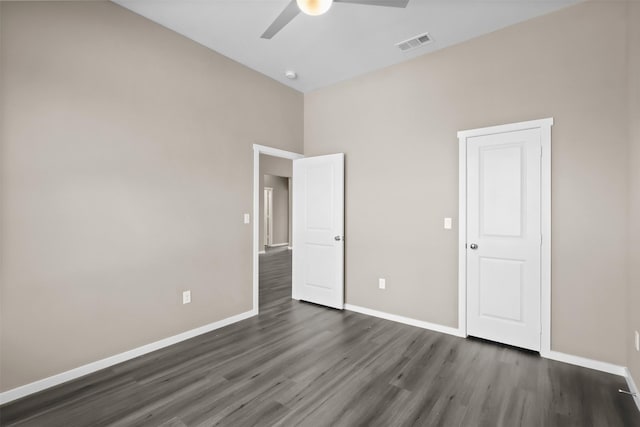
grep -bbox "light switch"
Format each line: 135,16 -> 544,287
244,213 -> 250,224
444,217 -> 452,230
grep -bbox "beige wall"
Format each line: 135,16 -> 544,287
627,1 -> 640,386
1,0 -> 637,396
305,2 -> 630,365
0,1 -> 303,392
259,154 -> 293,250
264,175 -> 290,246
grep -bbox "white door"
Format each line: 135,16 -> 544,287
466,128 -> 541,351
292,153 -> 344,309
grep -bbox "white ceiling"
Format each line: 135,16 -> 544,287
114,0 -> 578,93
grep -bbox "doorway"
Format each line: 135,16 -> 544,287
458,118 -> 552,353
261,175 -> 292,252
252,145 -> 346,313
252,145 -> 303,313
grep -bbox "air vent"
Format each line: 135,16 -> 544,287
396,32 -> 432,52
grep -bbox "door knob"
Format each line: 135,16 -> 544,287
469,243 -> 478,250
334,236 -> 342,241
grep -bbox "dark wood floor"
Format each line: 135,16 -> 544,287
2,247 -> 639,426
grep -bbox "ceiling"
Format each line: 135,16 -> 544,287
114,0 -> 579,93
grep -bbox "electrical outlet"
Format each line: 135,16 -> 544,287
444,217 -> 452,230
378,278 -> 386,290
182,290 -> 191,305
635,331 -> 639,352
243,213 -> 250,224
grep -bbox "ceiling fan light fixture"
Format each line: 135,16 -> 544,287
296,0 -> 333,16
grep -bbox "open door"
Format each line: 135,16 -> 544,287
292,153 -> 344,309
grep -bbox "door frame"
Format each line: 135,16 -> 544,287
457,118 -> 553,354
253,144 -> 304,313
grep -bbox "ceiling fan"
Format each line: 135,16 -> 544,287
261,0 -> 410,39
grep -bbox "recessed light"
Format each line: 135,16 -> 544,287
285,70 -> 297,80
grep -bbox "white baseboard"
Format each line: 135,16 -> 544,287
258,250 -> 266,254
287,246 -> 293,250
267,243 -> 289,248
540,350 -> 626,377
0,309 -> 257,405
344,304 -> 629,379
2,303 -> 632,408
625,368 -> 640,413
344,304 -> 465,338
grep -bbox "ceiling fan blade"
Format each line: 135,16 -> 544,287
261,0 -> 301,39
334,0 -> 409,7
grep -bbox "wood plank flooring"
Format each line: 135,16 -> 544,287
1,247 -> 639,426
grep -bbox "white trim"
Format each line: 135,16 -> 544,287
287,246 -> 293,250
253,144 -> 304,160
0,309 -> 256,405
267,243 -> 289,248
458,131 -> 467,335
344,304 -> 628,379
540,350 -> 626,377
457,118 -> 554,139
253,144 -> 303,313
624,368 -> 640,412
540,120 -> 552,354
457,118 -> 553,350
345,304 -> 465,337
258,250 -> 266,254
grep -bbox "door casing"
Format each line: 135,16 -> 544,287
458,118 -> 552,354
253,144 -> 304,314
